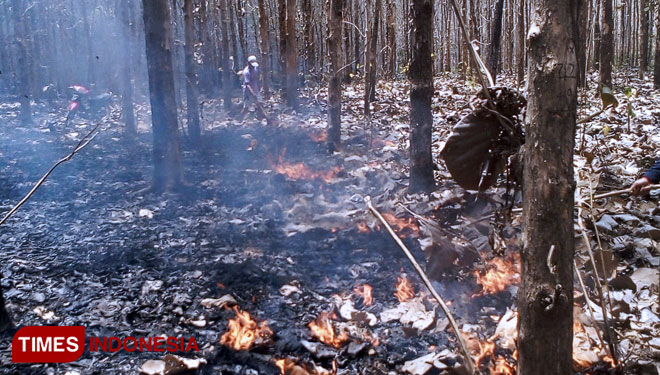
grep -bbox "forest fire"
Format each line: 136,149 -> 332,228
353,284 -> 373,306
356,221 -> 371,234
473,254 -> 520,295
270,150 -> 342,183
220,307 -> 273,351
308,312 -> 348,348
394,276 -> 415,302
379,212 -> 419,237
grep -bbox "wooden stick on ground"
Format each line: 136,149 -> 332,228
592,185 -> 660,200
0,122 -> 102,226
365,196 -> 476,375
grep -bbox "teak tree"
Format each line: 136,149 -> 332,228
183,0 -> 201,142
142,0 -> 184,190
408,0 -> 435,194
520,0 -> 578,374
599,0 -> 614,91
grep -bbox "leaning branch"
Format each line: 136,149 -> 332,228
0,123 -> 102,227
365,196 -> 476,375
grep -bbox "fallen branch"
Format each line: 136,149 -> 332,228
365,196 -> 476,375
0,122 -> 102,226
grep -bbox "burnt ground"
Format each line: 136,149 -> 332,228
1,74 -> 656,374
0,96 -> 497,375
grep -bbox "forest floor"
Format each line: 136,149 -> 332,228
0,72 -> 658,375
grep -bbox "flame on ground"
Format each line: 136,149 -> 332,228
308,130 -> 328,143
473,254 -> 520,295
271,154 -> 341,183
356,221 -> 371,234
354,284 -> 374,306
394,276 -> 415,302
379,212 -> 419,237
220,307 -> 272,351
308,312 -> 349,348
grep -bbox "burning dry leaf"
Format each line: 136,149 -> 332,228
220,307 -> 273,350
353,284 -> 373,306
473,254 -> 520,295
308,312 -> 349,348
395,276 -> 415,302
200,294 -> 237,309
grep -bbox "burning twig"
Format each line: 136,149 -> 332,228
365,196 -> 476,375
220,307 -> 273,351
0,122 -> 102,226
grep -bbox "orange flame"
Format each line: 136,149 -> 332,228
220,307 -> 272,350
308,312 -> 348,348
491,356 -> 515,375
354,284 -> 374,306
357,221 -> 371,234
380,213 -> 419,237
269,150 -> 342,183
394,276 -> 415,302
309,130 -> 328,143
473,254 -> 520,295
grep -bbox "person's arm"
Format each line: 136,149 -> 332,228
631,158 -> 660,195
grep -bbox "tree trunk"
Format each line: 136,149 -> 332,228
364,0 -> 381,116
142,0 -> 184,190
257,0 -> 271,98
14,0 -> 32,126
184,0 -> 201,141
302,0 -> 314,75
409,0 -> 434,194
386,0 -> 396,77
640,0 -> 649,78
0,272 -> 12,332
235,0 -> 247,62
516,0 -> 526,85
121,1 -> 136,136
488,0 -> 505,82
219,0 -> 233,109
599,0 -> 613,91
577,0 -> 588,87
520,0 -> 577,374
278,0 -> 287,88
593,0 -> 601,70
285,0 -> 299,109
654,4 -> 660,88
328,0 -> 343,152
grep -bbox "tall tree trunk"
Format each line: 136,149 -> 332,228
593,0 -> 601,70
386,0 -> 396,77
236,0 -> 247,62
364,0 -> 381,116
219,0 -> 233,109
184,0 -> 201,141
599,0 -> 613,91
121,1 -> 136,137
654,4 -> 660,88
488,0 -> 505,82
14,0 -> 32,126
641,0 -> 649,78
142,0 -> 184,190
328,0 -> 343,152
577,0 -> 588,87
520,0 -> 577,374
285,0 -> 299,109
257,0 -> 271,98
516,0 -> 526,85
302,0 -> 314,75
228,0 -> 240,70
409,0 -> 434,194
278,0 -> 287,88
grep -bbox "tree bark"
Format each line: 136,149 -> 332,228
285,0 -> 299,109
184,0 -> 201,141
257,0 -> 271,98
14,0 -> 32,126
328,0 -> 343,153
520,0 -> 577,374
409,0 -> 434,194
593,0 -> 601,70
278,0 -> 287,87
599,0 -> 613,91
386,0 -> 396,77
577,0 -> 588,87
654,4 -> 660,88
142,0 -> 184,190
302,0 -> 314,74
0,272 -> 12,332
640,0 -> 649,78
219,0 -> 233,109
488,0 -> 505,82
516,0 -> 526,85
120,1 -> 136,137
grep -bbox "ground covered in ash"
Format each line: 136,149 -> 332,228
0,73 -> 658,374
